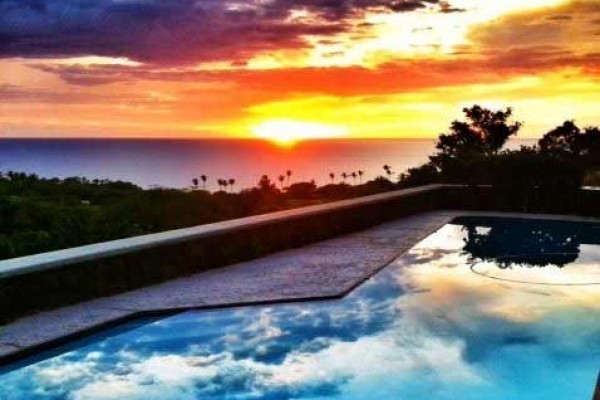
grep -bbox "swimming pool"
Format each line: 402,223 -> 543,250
1,216 -> 599,399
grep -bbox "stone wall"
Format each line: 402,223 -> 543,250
0,185 -> 442,322
2,184 -> 598,323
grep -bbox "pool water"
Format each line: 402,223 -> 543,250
1,216 -> 599,399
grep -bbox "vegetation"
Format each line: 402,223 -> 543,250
0,105 -> 597,260
399,105 -> 599,195
0,171 -> 397,260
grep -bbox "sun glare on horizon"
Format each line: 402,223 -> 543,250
251,120 -> 348,146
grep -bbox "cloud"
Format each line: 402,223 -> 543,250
438,1 -> 465,13
0,0 -> 446,65
469,0 -> 600,57
0,83 -> 156,104
386,0 -> 439,12
17,0 -> 598,97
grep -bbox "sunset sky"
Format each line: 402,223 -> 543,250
1,0 -> 599,140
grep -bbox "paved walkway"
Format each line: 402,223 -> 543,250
0,211 -> 456,361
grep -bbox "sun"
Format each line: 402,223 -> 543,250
251,119 -> 347,146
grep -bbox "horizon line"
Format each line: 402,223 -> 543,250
0,136 -> 541,141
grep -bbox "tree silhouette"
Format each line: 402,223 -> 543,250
430,105 -> 521,171
200,174 -> 207,190
456,216 -> 599,268
581,126 -> 600,163
539,121 -> 600,168
329,172 -> 335,183
383,165 -> 393,180
286,169 -> 292,186
539,120 -> 581,155
341,172 -> 348,183
228,178 -> 235,192
278,174 -> 285,189
192,178 -> 199,189
351,171 -> 357,185
259,175 -> 275,191
358,170 -> 364,184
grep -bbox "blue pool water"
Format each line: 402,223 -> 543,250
1,216 -> 599,399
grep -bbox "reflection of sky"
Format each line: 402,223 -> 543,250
1,218 -> 599,399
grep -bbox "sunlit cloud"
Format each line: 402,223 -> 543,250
0,0 -> 598,138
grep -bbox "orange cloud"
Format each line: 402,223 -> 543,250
0,0 -> 598,138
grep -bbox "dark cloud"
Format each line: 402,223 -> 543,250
546,14 -> 573,21
29,45 -> 600,97
29,60 -> 492,95
0,0 -> 442,65
0,83 -> 171,107
0,83 -> 99,103
470,0 -> 600,49
466,0 -> 600,78
438,1 -> 465,13
387,0 -> 438,12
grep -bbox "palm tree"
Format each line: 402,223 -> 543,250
358,170 -> 364,184
341,172 -> 348,183
383,165 -> 393,180
329,172 -> 335,183
351,172 -> 357,185
200,174 -> 207,190
228,178 -> 235,192
286,169 -> 292,186
278,174 -> 285,189
192,178 -> 199,189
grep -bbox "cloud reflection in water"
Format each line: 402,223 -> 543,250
1,217 -> 598,399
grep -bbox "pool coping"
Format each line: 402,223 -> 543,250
0,184 -> 445,280
1,210 -> 599,367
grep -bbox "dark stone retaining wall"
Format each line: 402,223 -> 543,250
1,184 -> 598,323
0,185 -> 441,323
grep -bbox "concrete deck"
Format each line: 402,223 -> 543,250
1,209 -> 598,364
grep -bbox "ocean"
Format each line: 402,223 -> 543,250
0,138 -> 535,190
